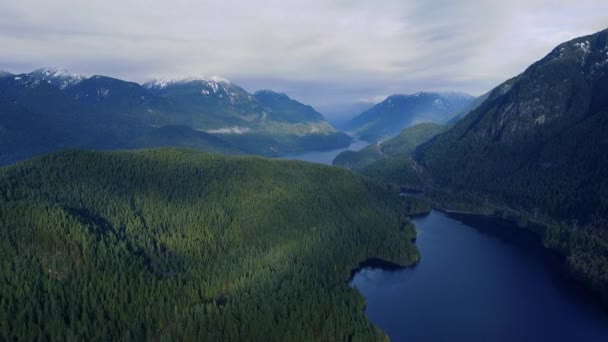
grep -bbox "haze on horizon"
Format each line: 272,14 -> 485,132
1,0 -> 607,121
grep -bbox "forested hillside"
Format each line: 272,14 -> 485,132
419,29 -> 608,222
0,149 -> 419,341
332,123 -> 445,197
333,123 -> 446,171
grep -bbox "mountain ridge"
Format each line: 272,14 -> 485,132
344,91 -> 474,142
419,28 -> 608,218
0,68 -> 351,165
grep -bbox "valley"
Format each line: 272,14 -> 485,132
2,4 -> 608,340
331,29 -> 608,335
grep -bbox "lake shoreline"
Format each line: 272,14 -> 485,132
349,257 -> 411,281
350,210 -> 608,341
437,207 -> 608,314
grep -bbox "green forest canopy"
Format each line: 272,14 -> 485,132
0,148 -> 419,341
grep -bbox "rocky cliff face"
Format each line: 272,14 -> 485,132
462,29 -> 608,143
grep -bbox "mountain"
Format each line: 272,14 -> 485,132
65,75 -> 173,135
417,29 -> 608,303
0,71 -> 175,164
0,72 -> 105,165
0,72 -> 89,118
0,70 -> 12,78
0,70 -> 351,165
29,67 -> 86,89
419,29 -> 608,218
344,92 -> 474,142
0,148 -> 419,340
143,77 -> 351,154
0,100 -> 82,165
143,78 -> 347,136
143,76 -> 266,130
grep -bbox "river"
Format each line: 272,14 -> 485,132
350,211 -> 608,341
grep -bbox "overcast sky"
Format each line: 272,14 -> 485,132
1,0 -> 607,120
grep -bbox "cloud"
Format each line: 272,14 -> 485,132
0,0 -> 607,118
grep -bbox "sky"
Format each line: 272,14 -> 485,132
1,0 -> 607,121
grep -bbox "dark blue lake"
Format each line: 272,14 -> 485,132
351,211 -> 608,342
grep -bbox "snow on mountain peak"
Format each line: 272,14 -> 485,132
573,40 -> 591,55
30,67 -> 86,89
201,76 -> 231,84
144,75 -> 232,90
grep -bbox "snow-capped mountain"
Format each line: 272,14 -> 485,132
144,76 -> 231,90
143,76 -> 255,107
143,76 -> 266,132
29,67 -> 87,89
0,70 -> 13,78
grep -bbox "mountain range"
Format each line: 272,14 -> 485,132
0,69 -> 350,165
343,92 -> 475,142
2,20 -> 608,342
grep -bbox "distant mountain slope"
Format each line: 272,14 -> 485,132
333,122 -> 447,170
0,73 -> 104,164
447,90 -> 491,124
381,122 -> 449,156
344,92 -> 473,142
0,100 -> 83,165
0,72 -> 89,121
253,90 -> 325,123
65,75 -> 172,132
0,70 -> 351,165
124,125 -> 240,154
67,75 -> 170,115
0,148 -> 419,340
